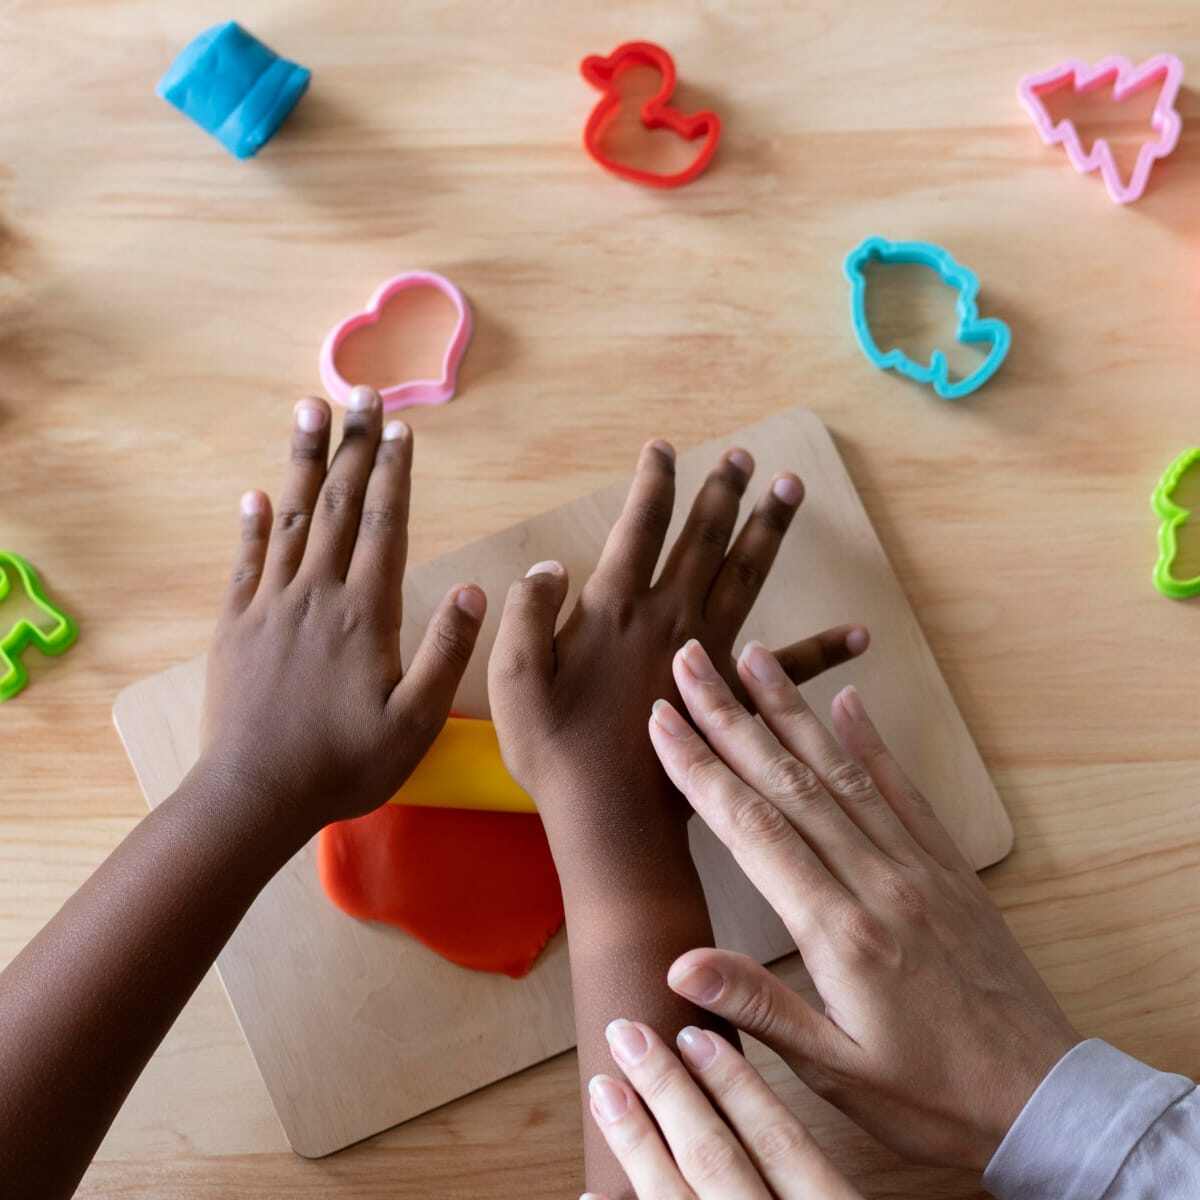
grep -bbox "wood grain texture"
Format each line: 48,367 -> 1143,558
2,0 -> 1199,1196
112,405 -> 1011,1158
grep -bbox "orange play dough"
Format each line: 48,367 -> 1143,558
317,804 -> 564,979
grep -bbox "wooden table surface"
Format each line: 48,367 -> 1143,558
3,2 -> 1199,1197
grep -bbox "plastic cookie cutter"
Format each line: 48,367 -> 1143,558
580,41 -> 721,188
319,271 -> 473,412
0,552 -> 78,702
1152,448 -> 1200,600
157,21 -> 311,159
1017,54 -> 1183,205
388,716 -> 535,813
843,237 -> 1011,401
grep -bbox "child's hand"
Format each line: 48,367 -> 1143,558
487,439 -> 866,867
648,641 -> 1080,1170
587,1020 -> 863,1200
200,388 -> 487,833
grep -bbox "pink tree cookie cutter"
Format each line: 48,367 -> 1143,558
1017,54 -> 1184,205
319,271 -> 473,411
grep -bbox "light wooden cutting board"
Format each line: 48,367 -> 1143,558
113,405 -> 1011,1158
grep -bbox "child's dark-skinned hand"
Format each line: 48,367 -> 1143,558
199,387 -> 487,834
488,439 -> 867,869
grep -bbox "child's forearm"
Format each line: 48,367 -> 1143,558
0,766 -> 315,1200
552,812 -> 736,1200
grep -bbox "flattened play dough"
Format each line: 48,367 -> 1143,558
317,804 -> 564,979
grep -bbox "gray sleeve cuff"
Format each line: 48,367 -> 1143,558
983,1039 -> 1195,1200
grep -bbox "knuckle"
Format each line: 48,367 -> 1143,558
230,562 -> 261,586
824,759 -> 877,803
695,516 -> 733,552
838,906 -> 896,963
630,497 -> 673,539
432,619 -> 474,668
359,503 -> 402,534
290,440 -> 325,466
702,694 -> 750,735
875,869 -> 929,921
733,978 -> 787,1039
761,756 -> 825,808
678,1131 -> 741,1185
750,1119 -> 810,1166
728,794 -> 793,848
291,583 -> 318,624
275,507 -> 312,534
320,477 -> 358,516
724,552 -> 765,592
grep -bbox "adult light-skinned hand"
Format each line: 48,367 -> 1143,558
648,638 -> 1080,1170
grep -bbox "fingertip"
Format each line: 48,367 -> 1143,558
348,385 -> 381,413
769,472 -> 804,507
453,584 -> 486,622
293,397 -> 330,433
240,489 -> 269,516
647,437 -> 676,465
835,684 -> 866,722
846,626 -> 870,656
650,697 -> 690,739
725,447 -> 755,479
525,559 -> 564,579
382,419 -> 411,444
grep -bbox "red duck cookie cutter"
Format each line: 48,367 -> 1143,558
580,41 -> 721,188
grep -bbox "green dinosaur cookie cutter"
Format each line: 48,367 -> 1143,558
1152,449 -> 1200,600
0,551 -> 78,701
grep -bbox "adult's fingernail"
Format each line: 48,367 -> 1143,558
605,1019 -> 649,1065
349,385 -> 380,412
677,1026 -> 718,1070
727,448 -> 754,476
651,698 -> 690,738
649,438 -> 676,462
839,684 -> 866,720
740,640 -> 788,685
240,490 -> 266,516
588,1075 -> 629,1124
846,627 -> 870,655
455,586 -> 486,621
525,560 -> 563,578
680,639 -> 719,681
294,399 -> 327,432
669,963 -> 725,1005
771,474 -> 804,506
382,420 -> 410,442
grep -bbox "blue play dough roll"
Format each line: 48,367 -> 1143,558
156,22 -> 311,159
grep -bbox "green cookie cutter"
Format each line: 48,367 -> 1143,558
1152,449 -> 1200,600
0,551 -> 78,701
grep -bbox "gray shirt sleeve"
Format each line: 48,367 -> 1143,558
983,1039 -> 1199,1199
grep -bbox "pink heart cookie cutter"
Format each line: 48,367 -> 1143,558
319,271 -> 473,411
1017,54 -> 1184,205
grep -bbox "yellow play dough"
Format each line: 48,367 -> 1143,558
389,716 -> 536,813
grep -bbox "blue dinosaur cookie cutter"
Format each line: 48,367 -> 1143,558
0,552 -> 78,702
157,22 -> 311,159
844,237 -> 1012,400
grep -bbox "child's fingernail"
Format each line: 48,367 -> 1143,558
588,1075 -> 629,1124
526,560 -> 563,578
454,586 -> 486,621
838,684 -> 866,720
649,438 -> 676,462
771,474 -> 804,506
727,448 -> 754,476
651,698 -> 689,738
294,399 -> 328,432
382,420 -> 410,442
740,640 -> 788,685
349,385 -> 380,412
846,627 -> 870,655
669,963 -> 725,1004
240,490 -> 266,516
680,639 -> 719,681
677,1026 -> 718,1070
605,1019 -> 649,1064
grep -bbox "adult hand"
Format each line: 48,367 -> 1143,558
648,639 -> 1080,1169
200,386 -> 487,831
585,1019 -> 863,1200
